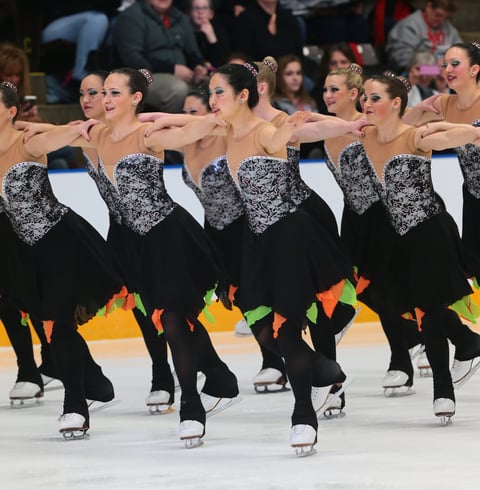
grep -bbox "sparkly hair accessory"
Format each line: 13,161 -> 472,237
0,81 -> 17,93
263,59 -> 277,74
138,68 -> 153,88
348,64 -> 363,75
472,41 -> 480,53
383,71 -> 412,92
243,62 -> 258,77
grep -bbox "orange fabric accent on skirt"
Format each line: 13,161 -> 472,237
105,285 -> 128,316
122,293 -> 137,311
414,307 -> 425,331
316,278 -> 346,318
355,276 -> 371,295
151,308 -> 164,334
43,320 -> 54,343
272,311 -> 287,339
228,284 -> 238,305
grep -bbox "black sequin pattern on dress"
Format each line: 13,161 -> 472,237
3,162 -> 68,245
454,120 -> 480,199
236,156 -> 296,234
325,141 -> 380,215
286,146 -> 311,206
85,153 -> 176,235
368,153 -> 443,236
182,155 -> 244,230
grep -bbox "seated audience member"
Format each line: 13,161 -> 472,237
231,0 -> 303,61
385,0 -> 462,73
188,0 -> 230,68
406,49 -> 440,107
114,0 -> 209,113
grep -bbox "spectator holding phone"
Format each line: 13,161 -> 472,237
0,43 -> 40,122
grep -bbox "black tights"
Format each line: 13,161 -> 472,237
133,308 -> 174,396
50,322 -> 114,422
377,309 -> 421,383
161,312 -> 237,424
421,307 -> 454,402
252,316 -> 345,429
0,299 -> 43,386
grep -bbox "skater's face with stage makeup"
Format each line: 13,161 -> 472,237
102,73 -> 142,122
209,73 -> 246,121
362,80 -> 401,125
323,74 -> 353,115
80,74 -> 106,121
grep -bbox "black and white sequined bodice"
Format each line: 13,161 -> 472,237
85,153 -> 176,235
370,153 -> 443,236
182,156 -> 244,230
286,146 -> 312,206
325,141 -> 380,215
2,162 -> 68,245
235,156 -> 295,234
454,119 -> 480,198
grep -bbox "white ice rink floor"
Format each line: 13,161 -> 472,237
1,324 -> 479,490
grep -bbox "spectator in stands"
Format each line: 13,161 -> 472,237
230,0 -> 303,62
385,0 -> 463,73
311,42 -> 358,115
0,43 -> 39,122
188,0 -> 230,68
40,2 -> 118,100
273,54 -> 317,114
113,0 -> 209,113
406,49 -> 440,107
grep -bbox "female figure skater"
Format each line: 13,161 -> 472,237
403,42 -> 480,386
78,70 -> 176,413
321,63 -> 427,396
207,62 -> 356,456
0,81 -> 129,437
48,68 -> 239,448
253,56 -> 364,415
355,72 -> 480,422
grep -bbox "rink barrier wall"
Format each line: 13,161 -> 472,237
0,154 -> 471,345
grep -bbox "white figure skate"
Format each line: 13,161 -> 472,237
451,357 -> 480,389
200,392 -> 242,418
335,306 -> 361,345
382,370 -> 415,397
290,424 -> 317,457
313,376 -> 352,418
41,374 -> 63,391
416,348 -> 432,377
59,413 -> 89,439
146,390 -> 173,414
173,370 -> 206,393
179,420 -> 204,448
9,382 -> 43,407
253,368 -> 288,393
322,390 -> 346,419
233,318 -> 252,337
433,398 -> 455,425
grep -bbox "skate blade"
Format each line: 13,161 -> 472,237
10,397 -> 43,408
453,360 -> 480,389
323,407 -> 346,420
61,429 -> 89,440
383,386 -> 415,398
148,404 -> 174,415
206,395 -> 242,418
254,383 -> 289,394
183,437 -> 204,449
437,414 -> 454,426
87,399 -> 120,412
233,331 -> 253,338
317,375 -> 353,419
294,445 -> 317,458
